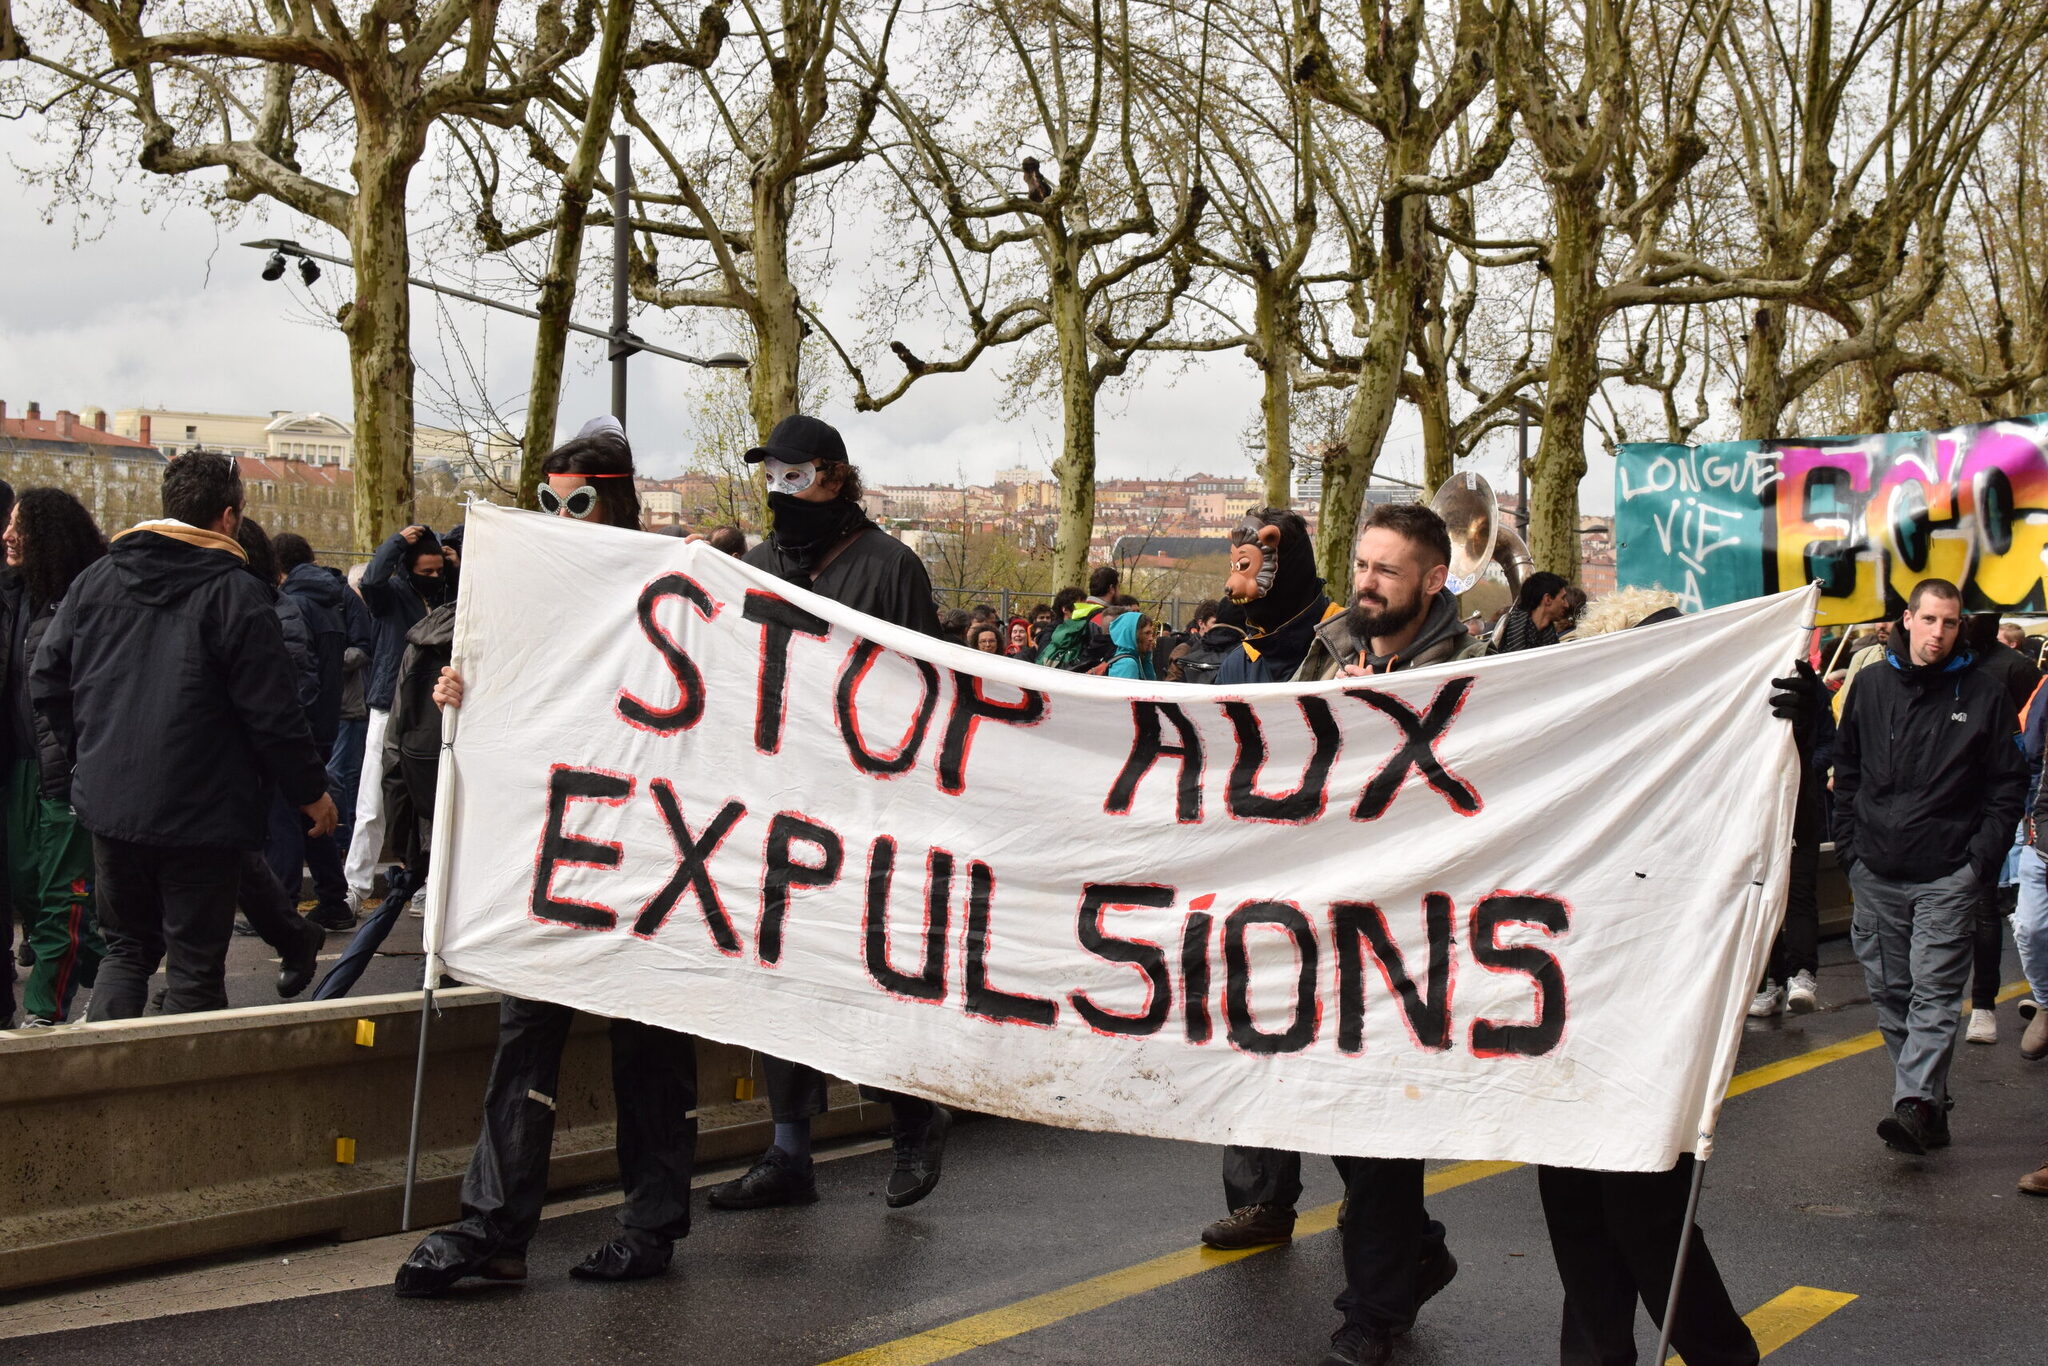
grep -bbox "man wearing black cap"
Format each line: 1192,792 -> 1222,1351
735,414 -> 941,631
710,413 -> 952,1212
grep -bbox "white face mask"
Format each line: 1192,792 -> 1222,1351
764,456 -> 818,497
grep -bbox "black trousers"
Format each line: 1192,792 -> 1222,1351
1537,1160 -> 1757,1366
87,837 -> 241,1019
1334,1156 -> 1445,1331
438,997 -> 697,1257
763,1054 -> 933,1131
1766,835 -> 1821,984
1222,1144 -> 1303,1211
238,849 -> 310,955
1971,885 -> 2009,1011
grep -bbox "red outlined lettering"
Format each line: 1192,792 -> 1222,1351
1467,892 -> 1571,1058
529,764 -> 636,930
1345,677 -> 1480,820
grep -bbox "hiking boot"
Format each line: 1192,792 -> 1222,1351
886,1105 -> 954,1208
1748,982 -> 1784,1018
1318,1319 -> 1395,1366
1878,1098 -> 1939,1155
2020,1161 -> 2048,1196
1967,1007 -> 1998,1045
568,1229 -> 672,1282
1201,1203 -> 1297,1249
707,1147 -> 817,1210
1786,969 -> 1819,1013
2023,1003 -> 2048,1061
277,918 -> 324,999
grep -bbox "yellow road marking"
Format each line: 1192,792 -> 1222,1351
821,984 -> 2022,1366
1669,1285 -> 1858,1362
1726,979 -> 2029,1099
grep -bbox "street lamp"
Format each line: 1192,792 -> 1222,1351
245,171 -> 748,432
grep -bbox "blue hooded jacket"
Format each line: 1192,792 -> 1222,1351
1105,612 -> 1156,681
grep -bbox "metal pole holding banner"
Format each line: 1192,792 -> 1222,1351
401,523 -> 474,1231
1651,1151 -> 1710,1363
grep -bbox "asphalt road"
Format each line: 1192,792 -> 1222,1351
3,938 -> 2043,1365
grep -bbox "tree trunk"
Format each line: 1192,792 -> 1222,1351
1049,235 -> 1098,590
1254,274 -> 1294,507
748,180 -> 803,444
343,135 -> 420,551
1526,186 -> 1602,581
518,0 -> 635,507
1414,366 -> 1453,496
1317,190 -> 1425,585
1738,302 -> 1790,441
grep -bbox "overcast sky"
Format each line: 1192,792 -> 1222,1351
0,129 -> 1618,513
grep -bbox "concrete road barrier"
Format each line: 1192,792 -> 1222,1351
0,988 -> 887,1293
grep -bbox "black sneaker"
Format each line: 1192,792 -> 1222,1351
1417,1243 -> 1458,1310
568,1229 -> 672,1281
886,1105 -> 954,1208
1201,1203 -> 1297,1249
308,903 -> 357,934
1319,1319 -> 1395,1366
707,1147 -> 818,1210
1878,1098 -> 1938,1155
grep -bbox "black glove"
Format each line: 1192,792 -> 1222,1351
1769,660 -> 1823,726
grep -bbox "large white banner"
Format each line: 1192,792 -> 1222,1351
433,502 -> 1812,1171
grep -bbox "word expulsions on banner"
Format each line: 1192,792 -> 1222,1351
524,574 -> 1568,1064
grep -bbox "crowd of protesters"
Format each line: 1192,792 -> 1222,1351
7,417 -> 2048,1365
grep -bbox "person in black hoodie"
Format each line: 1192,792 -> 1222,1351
0,488 -> 107,1026
272,533 -> 353,932
1216,509 -> 1341,684
1834,577 -> 2028,1155
712,413 -> 953,1214
396,419 -> 698,1295
345,522 -> 449,906
31,451 -> 335,1020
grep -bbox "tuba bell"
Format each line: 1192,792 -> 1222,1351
1428,470 -> 1531,596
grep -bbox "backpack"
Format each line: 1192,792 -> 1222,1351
1038,607 -> 1113,672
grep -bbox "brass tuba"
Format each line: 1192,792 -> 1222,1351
1428,470 -> 1532,597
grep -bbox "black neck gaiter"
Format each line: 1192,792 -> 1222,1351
769,493 -> 865,575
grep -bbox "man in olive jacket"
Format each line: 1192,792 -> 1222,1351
31,451 -> 335,1019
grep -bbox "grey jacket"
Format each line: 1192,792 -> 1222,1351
1295,589 -> 1480,682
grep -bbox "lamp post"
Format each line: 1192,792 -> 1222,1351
245,151 -> 746,434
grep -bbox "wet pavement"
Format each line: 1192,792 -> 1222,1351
3,937 -> 2043,1364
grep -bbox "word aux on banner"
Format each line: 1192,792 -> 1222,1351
1617,411 -> 2048,624
433,503 -> 1810,1172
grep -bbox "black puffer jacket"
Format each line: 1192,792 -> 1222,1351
30,526 -> 327,850
744,522 -> 941,635
1833,633 -> 2028,884
0,574 -> 74,801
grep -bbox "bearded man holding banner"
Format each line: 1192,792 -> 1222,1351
705,414 -> 958,1213
1291,501 -> 1472,1366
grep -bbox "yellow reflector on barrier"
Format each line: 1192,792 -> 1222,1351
335,1137 -> 357,1165
354,1019 -> 376,1048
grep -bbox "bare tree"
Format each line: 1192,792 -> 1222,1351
1291,0 -> 1516,583
3,0 -> 599,547
850,0 -> 1208,589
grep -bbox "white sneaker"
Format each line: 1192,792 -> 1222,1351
1967,1007 -> 1999,1045
1786,969 -> 1819,1014
1749,983 -> 1785,1018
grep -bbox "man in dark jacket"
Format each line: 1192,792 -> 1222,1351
1297,502 -> 1467,1366
345,524 -> 448,906
716,414 -> 952,1212
329,562 -> 376,858
1834,577 -> 2028,1155
30,451 -> 335,1019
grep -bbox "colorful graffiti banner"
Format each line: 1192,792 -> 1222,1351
1616,413 -> 2048,625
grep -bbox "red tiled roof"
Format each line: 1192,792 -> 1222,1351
235,455 -> 354,489
0,417 -> 156,452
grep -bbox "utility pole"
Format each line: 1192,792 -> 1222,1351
610,134 -> 633,427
